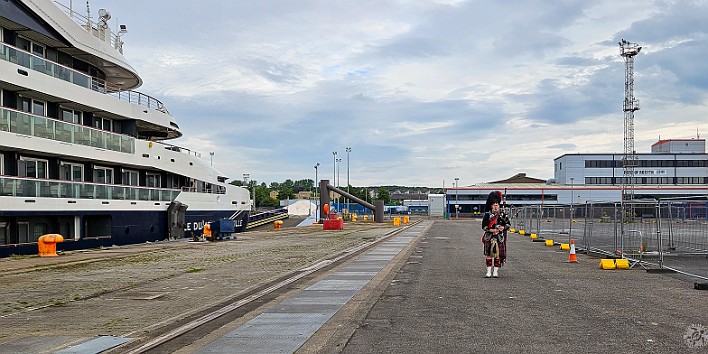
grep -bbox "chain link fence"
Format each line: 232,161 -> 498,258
512,199 -> 708,280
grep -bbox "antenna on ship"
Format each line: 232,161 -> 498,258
115,22 -> 128,53
85,1 -> 90,26
619,39 -> 641,220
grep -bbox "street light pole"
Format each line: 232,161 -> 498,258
454,177 -> 459,218
332,151 -> 337,187
336,158 -> 342,187
336,158 -> 342,210
314,163 -> 319,198
314,163 -> 319,219
346,147 -> 351,212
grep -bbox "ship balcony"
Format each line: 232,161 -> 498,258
0,176 -> 181,202
0,42 -> 168,114
0,107 -> 135,153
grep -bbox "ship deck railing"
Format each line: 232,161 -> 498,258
0,176 -> 181,202
246,208 -> 289,229
0,107 -> 136,153
0,41 -> 168,113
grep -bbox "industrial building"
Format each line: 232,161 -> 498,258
445,139 -> 708,216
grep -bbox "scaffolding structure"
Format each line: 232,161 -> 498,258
619,39 -> 641,219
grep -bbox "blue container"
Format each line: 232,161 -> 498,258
211,219 -> 235,235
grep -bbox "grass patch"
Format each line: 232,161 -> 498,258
186,267 -> 204,273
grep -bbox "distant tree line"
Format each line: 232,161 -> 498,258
229,179 -> 443,208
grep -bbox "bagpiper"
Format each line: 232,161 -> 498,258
481,191 -> 511,278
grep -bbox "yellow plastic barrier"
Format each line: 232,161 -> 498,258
615,259 -> 630,269
600,259 -> 616,270
510,228 -> 516,233
560,243 -> 570,251
393,217 -> 401,226
363,215 -> 368,221
519,230 -> 526,235
38,234 -> 64,257
352,214 -> 357,222
530,234 -> 538,239
545,239 -> 554,246
403,215 -> 409,223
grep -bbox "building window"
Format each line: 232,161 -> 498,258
93,166 -> 113,184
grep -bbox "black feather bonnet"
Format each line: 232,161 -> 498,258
484,191 -> 502,212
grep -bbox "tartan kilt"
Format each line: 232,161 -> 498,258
482,232 -> 507,265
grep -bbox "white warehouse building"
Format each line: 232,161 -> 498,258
445,139 -> 708,216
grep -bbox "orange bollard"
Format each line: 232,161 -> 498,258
38,234 -> 64,257
203,224 -> 212,241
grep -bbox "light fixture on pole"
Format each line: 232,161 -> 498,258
209,152 -> 214,166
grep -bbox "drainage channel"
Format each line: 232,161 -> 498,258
108,221 -> 430,354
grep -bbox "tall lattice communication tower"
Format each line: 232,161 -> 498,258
619,39 -> 641,213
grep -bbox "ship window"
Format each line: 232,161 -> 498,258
32,101 -> 45,116
93,166 -> 113,184
18,97 -> 46,116
146,172 -> 161,188
18,222 -> 29,243
60,107 -> 83,124
31,43 -> 45,58
166,174 -> 179,189
94,117 -> 113,131
20,157 -> 48,179
16,37 -> 30,52
122,169 -> 138,186
19,97 -> 31,113
60,162 -> 83,181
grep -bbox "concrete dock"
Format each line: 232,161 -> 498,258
0,220 -> 705,353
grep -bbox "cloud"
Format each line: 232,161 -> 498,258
77,0 -> 708,186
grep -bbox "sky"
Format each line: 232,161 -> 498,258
64,0 -> 708,188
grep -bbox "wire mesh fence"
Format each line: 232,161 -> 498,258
512,199 -> 708,280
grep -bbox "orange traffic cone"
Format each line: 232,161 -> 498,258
567,239 -> 578,263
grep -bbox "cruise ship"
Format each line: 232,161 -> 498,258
0,0 -> 251,256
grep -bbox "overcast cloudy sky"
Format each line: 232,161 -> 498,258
70,0 -> 708,188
